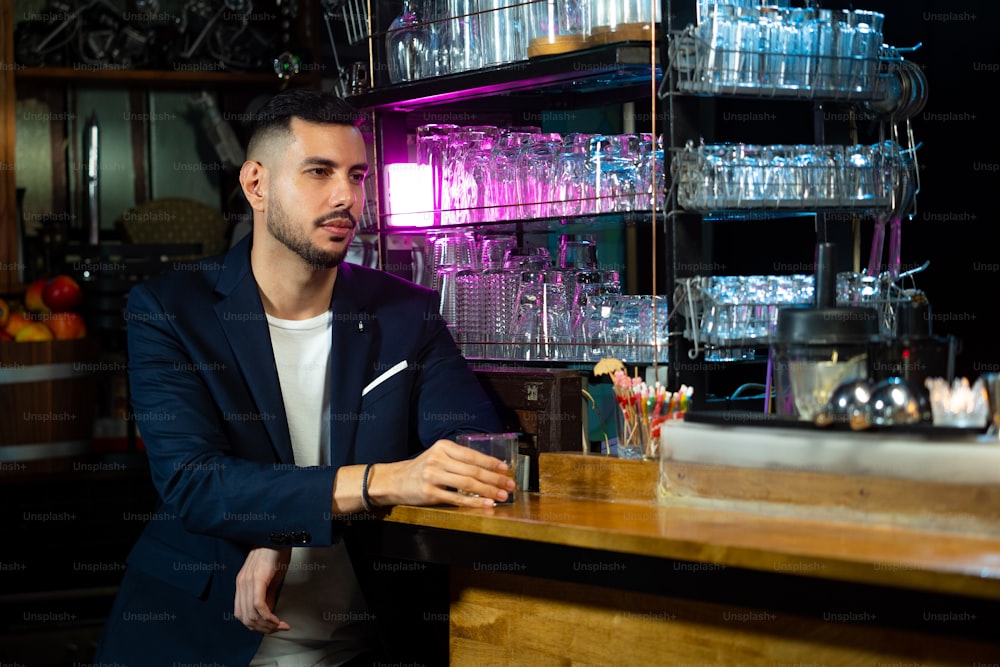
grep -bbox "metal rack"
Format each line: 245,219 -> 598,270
674,271 -> 917,363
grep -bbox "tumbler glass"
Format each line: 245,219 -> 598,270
526,0 -> 588,58
448,0 -> 484,73
503,246 -> 552,272
480,233 -> 518,269
488,131 -> 535,221
588,0 -> 658,45
426,229 -> 478,292
557,236 -> 598,269
455,269 -> 484,357
417,124 -> 460,226
510,275 -> 572,361
552,133 -> 595,217
482,266 -> 523,358
480,0 -> 528,66
594,134 -> 639,213
517,135 -> 563,219
443,130 -> 491,225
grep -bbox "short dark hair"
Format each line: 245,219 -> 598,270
246,88 -> 365,158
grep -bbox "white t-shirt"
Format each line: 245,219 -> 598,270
251,311 -> 375,666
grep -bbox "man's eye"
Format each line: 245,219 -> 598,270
350,173 -> 366,183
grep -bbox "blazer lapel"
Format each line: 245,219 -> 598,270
327,262 -> 375,468
213,238 -> 294,464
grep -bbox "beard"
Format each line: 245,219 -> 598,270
266,194 -> 356,269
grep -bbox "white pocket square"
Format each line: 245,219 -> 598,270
362,360 -> 409,397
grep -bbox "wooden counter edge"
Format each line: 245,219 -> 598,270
379,494 -> 1000,603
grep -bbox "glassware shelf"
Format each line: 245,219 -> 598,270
377,210 -> 665,236
665,27 -> 899,103
348,43 -> 661,112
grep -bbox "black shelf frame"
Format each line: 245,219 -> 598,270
347,43 -> 660,112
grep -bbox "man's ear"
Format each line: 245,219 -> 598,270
239,160 -> 267,212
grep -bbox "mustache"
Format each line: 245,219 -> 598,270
314,213 -> 357,229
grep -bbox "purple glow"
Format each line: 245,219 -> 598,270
384,163 -> 433,227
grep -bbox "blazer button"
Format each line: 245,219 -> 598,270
269,532 -> 290,545
294,531 -> 311,544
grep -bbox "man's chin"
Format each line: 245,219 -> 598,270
306,250 -> 347,270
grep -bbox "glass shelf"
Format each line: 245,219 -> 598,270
378,210 -> 665,236
347,42 -> 660,112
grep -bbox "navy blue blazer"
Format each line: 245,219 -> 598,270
95,236 -> 501,665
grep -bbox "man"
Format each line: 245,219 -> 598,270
94,88 -> 510,666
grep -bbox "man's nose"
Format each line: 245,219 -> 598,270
329,177 -> 356,208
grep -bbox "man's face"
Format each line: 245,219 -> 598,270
265,118 -> 369,269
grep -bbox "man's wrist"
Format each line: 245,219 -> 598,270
361,463 -> 377,512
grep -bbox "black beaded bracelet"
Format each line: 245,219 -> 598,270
361,462 -> 376,513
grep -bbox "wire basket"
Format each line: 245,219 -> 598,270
675,272 -> 914,361
668,21 -> 889,101
672,140 -> 911,212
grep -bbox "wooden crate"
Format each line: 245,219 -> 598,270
0,339 -> 99,473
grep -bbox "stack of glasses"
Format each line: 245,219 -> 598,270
412,125 -> 667,228
431,233 -> 670,362
678,3 -> 885,96
674,140 -> 910,211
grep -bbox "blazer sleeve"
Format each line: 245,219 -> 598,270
410,289 -> 504,445
126,284 -> 341,548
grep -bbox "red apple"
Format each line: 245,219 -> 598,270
25,278 -> 50,314
42,275 -> 83,312
45,312 -> 87,340
14,321 -> 54,342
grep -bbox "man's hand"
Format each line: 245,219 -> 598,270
234,546 -> 292,634
368,439 -> 516,508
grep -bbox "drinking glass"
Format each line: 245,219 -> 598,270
487,131 -> 533,221
436,265 -> 466,338
443,130 -> 490,225
386,0 -> 432,83
733,7 -> 761,88
426,230 -> 477,291
634,133 -> 664,211
833,9 -> 857,91
448,0 -> 483,73
482,267 -> 522,358
558,235 -> 598,269
525,0 -> 588,58
605,134 -> 640,212
480,0 -> 527,66
455,433 -> 520,502
480,233 -> 518,269
571,272 -> 620,359
455,269 -> 484,357
503,246 -> 552,272
843,144 -> 875,203
552,133 -> 594,217
421,0 -> 449,77
417,124 -> 460,226
517,135 -> 563,219
509,275 -> 572,361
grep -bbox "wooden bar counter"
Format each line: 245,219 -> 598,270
345,452 -> 1000,666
